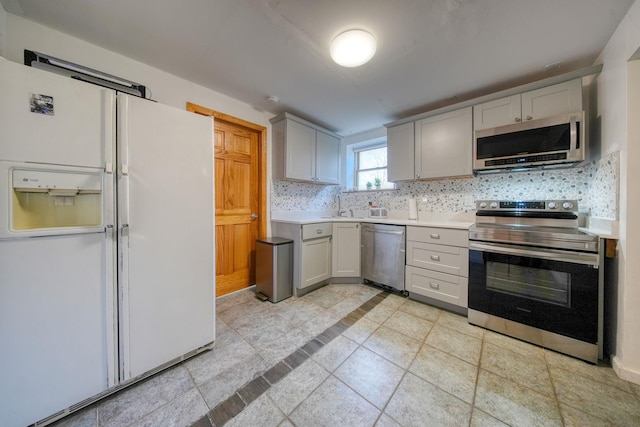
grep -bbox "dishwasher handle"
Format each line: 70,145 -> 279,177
375,229 -> 404,235
363,228 -> 405,236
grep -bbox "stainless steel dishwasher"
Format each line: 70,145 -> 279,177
361,223 -> 406,293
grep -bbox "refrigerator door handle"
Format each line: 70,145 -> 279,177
103,90 -> 116,174
117,94 -> 131,230
118,170 -> 130,232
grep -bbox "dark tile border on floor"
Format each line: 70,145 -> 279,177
198,289 -> 391,427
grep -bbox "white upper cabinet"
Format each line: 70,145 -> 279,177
521,78 -> 583,120
387,121 -> 415,182
414,106 -> 473,180
472,95 -> 522,131
474,79 -> 583,130
315,131 -> 341,185
284,118 -> 316,181
271,113 -> 341,185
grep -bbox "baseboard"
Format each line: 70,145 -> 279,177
216,285 -> 256,300
329,277 -> 362,284
612,355 -> 640,385
409,293 -> 467,316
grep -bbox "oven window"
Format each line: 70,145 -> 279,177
486,261 -> 571,307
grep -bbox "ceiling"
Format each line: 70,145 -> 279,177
1,0 -> 635,136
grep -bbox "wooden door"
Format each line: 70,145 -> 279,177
187,103 -> 267,296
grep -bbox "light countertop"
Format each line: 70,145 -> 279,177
271,211 -> 619,238
271,211 -> 474,230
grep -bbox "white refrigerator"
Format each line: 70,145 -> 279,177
0,57 -> 215,427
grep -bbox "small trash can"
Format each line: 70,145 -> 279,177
255,237 -> 293,303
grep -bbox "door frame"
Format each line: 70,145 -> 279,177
186,102 -> 267,250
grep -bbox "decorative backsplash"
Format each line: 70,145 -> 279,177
271,151 -> 619,220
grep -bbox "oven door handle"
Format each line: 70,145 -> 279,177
469,241 -> 599,266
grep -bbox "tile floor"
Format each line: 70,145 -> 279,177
53,283 -> 640,427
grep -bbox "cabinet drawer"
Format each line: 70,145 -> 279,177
407,226 -> 468,247
406,241 -> 468,277
406,266 -> 468,307
302,222 -> 333,240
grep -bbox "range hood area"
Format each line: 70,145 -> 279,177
473,113 -> 586,174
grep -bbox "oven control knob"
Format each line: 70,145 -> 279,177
490,202 -> 498,209
548,202 -> 557,209
479,202 -> 487,209
562,202 -> 574,210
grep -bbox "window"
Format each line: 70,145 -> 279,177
354,145 -> 394,190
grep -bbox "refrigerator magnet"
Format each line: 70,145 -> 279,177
29,93 -> 54,116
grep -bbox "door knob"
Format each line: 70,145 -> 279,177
250,214 -> 258,219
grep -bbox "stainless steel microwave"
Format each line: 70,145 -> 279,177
473,112 -> 586,173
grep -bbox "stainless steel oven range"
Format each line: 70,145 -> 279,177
468,200 -> 603,363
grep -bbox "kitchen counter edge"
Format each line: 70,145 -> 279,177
271,216 -> 473,230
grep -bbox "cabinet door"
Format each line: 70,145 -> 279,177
315,130 -> 340,184
285,119 -> 316,181
473,95 -> 522,130
415,107 -> 473,179
300,237 -> 332,288
521,78 -> 582,121
332,223 -> 360,277
387,122 -> 415,182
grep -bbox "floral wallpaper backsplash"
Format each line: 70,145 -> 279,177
271,151 -> 619,220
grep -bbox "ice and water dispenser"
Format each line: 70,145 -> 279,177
1,162 -> 104,238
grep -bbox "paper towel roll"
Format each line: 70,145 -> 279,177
408,198 -> 418,220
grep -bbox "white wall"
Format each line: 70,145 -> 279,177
2,12 -> 274,230
0,3 -> 6,57
3,14 -> 271,126
596,0 -> 640,382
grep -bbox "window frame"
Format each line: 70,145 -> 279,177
353,143 -> 394,191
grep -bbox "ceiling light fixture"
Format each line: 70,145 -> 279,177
330,29 -> 377,67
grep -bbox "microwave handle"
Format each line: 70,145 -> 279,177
569,116 -> 578,154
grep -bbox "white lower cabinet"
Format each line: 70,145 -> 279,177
301,236 -> 332,288
331,222 -> 361,277
271,221 -> 333,291
405,226 -> 469,308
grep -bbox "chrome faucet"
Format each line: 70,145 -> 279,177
336,194 -> 346,216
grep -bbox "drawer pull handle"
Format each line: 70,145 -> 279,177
429,282 -> 440,289
316,229 -> 323,234
430,255 -> 440,261
430,233 -> 440,239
